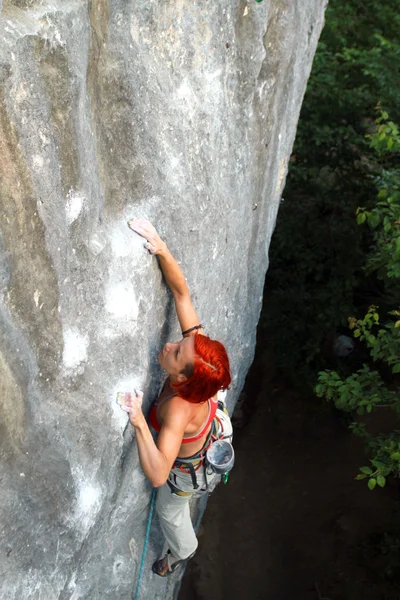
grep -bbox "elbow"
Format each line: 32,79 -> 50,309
173,288 -> 190,302
150,467 -> 169,488
149,456 -> 170,488
152,477 -> 167,488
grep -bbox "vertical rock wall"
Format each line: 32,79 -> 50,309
0,1 -> 327,598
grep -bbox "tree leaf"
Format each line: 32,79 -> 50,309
371,460 -> 385,469
357,212 -> 366,224
360,466 -> 372,474
377,475 -> 386,488
369,213 -> 380,228
368,478 -> 377,490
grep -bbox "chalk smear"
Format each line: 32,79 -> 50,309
63,329 -> 89,370
70,468 -> 102,536
110,223 -> 145,258
66,190 -> 84,225
105,282 -> 139,320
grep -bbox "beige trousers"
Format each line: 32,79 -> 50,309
155,463 -> 219,561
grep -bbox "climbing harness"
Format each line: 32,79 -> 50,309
133,487 -> 157,600
171,401 -> 235,491
172,420 -> 217,490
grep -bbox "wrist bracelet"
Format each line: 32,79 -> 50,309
182,324 -> 203,335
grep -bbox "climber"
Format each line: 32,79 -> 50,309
117,218 -> 232,577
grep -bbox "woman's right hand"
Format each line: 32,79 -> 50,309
116,390 -> 144,427
128,218 -> 166,255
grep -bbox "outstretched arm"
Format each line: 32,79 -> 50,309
128,218 -> 203,335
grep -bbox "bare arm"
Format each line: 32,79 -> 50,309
156,244 -> 189,298
118,392 -> 189,487
128,218 -> 203,334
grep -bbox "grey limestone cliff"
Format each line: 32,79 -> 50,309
0,1 -> 326,598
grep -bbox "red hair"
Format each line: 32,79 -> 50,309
172,334 -> 231,404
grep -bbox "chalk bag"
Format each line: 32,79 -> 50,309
206,439 -> 235,475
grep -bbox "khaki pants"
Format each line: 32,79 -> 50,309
155,463 -> 219,562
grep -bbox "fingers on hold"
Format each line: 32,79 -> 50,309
128,219 -> 144,233
128,218 -> 154,242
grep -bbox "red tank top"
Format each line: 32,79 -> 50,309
149,396 -> 218,445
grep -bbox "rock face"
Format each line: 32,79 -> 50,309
0,1 -> 326,598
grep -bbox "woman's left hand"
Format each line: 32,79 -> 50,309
116,391 -> 144,426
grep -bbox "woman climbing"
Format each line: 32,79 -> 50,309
118,218 -> 232,577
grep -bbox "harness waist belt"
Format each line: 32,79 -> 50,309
172,419 -> 218,489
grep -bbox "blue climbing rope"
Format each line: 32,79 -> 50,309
133,488 -> 157,600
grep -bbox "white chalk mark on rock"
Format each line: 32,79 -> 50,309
62,329 -> 89,370
69,471 -> 102,537
110,223 -> 144,258
105,282 -> 139,320
177,80 -> 192,99
32,154 -> 44,170
77,483 -> 101,524
33,289 -> 41,307
66,190 -> 84,225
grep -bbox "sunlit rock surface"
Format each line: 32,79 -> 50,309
0,1 -> 326,597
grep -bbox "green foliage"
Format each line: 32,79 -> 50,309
348,305 -> 400,370
261,0 -> 400,488
317,113 -> 400,488
263,1 -> 400,381
369,112 -> 400,153
355,431 -> 400,489
357,113 -> 400,280
316,365 -> 398,415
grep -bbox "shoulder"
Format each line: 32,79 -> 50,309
161,395 -> 193,426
